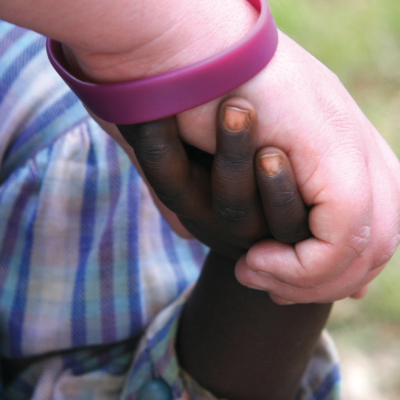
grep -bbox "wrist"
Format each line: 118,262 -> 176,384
49,0 -> 276,124
65,0 -> 258,83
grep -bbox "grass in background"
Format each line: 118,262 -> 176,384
267,0 -> 400,398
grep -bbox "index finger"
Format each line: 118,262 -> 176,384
212,97 -> 266,239
255,146 -> 310,244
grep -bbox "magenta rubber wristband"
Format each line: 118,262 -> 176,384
46,0 -> 278,124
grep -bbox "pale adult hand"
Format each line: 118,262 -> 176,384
226,34 -> 400,304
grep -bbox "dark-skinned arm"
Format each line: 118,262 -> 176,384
117,98 -> 332,400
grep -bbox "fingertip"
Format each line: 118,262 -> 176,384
257,144 -> 288,159
255,147 -> 310,244
219,97 -> 257,133
234,254 -> 249,285
269,294 -> 296,306
235,253 -> 265,288
259,153 -> 283,177
350,284 -> 370,299
223,106 -> 251,132
256,147 -> 287,167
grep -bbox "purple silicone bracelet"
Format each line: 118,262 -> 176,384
46,0 -> 278,124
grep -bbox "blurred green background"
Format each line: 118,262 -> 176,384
268,0 -> 400,399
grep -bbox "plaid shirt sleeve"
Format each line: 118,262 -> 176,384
0,22 -> 340,400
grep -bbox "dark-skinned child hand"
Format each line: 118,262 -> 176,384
117,98 -> 332,400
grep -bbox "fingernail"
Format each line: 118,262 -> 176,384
257,271 -> 273,277
270,294 -> 296,306
246,285 -> 263,291
277,299 -> 296,306
259,153 -> 283,177
223,106 -> 250,132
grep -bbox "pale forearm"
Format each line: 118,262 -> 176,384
0,0 -> 257,82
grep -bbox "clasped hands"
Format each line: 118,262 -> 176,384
116,91 -> 400,305
118,97 -> 310,305
62,25 -> 400,305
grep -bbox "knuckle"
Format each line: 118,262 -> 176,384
138,140 -> 170,163
216,152 -> 252,171
272,226 -> 310,245
319,72 -> 352,119
266,190 -> 296,206
371,234 -> 400,270
296,257 -> 334,289
214,202 -> 252,227
267,203 -> 310,244
218,207 -> 250,222
157,187 -> 193,215
136,142 -> 178,178
291,274 -> 320,289
320,94 -> 360,139
345,225 -> 371,258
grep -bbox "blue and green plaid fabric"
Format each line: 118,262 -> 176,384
0,21 -> 340,400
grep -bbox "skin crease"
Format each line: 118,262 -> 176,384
2,0 -> 399,303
